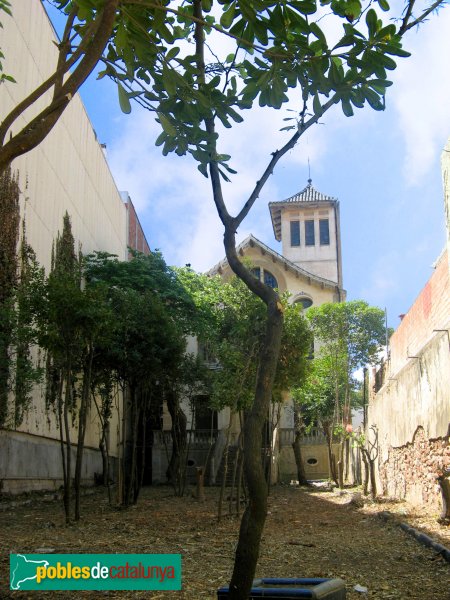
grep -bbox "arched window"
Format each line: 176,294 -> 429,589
250,268 -> 278,290
263,270 -> 278,289
295,297 -> 313,309
251,267 -> 261,280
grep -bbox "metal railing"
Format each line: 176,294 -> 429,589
278,427 -> 327,447
153,429 -> 218,446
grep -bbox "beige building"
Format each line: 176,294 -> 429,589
154,181 -> 345,484
0,0 -> 148,493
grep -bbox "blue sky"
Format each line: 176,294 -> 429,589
46,2 -> 450,330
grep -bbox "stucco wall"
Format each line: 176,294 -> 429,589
387,251 -> 450,377
368,257 -> 450,508
0,0 -> 130,489
441,137 -> 450,259
370,329 -> 450,449
221,244 -> 339,305
281,202 -> 339,283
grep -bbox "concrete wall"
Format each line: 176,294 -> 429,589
278,443 -> 336,482
0,430 -> 117,494
368,145 -> 450,509
368,328 -> 450,510
0,0 -> 131,492
442,136 -> 450,259
387,250 -> 450,377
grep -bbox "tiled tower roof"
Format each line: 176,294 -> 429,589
269,180 -> 338,241
276,179 -> 337,204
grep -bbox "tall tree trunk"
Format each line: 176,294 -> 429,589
74,344 -> 93,521
62,368 -> 72,524
368,457 -> 377,500
292,404 -> 308,485
56,374 -> 69,522
124,385 -> 140,507
218,417 -> 232,523
362,451 -> 369,496
337,438 -> 345,489
292,431 -> 309,486
228,300 -> 284,600
323,422 -> 338,485
165,386 -> 187,496
437,470 -> 450,522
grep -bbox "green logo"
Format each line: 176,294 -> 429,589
10,554 -> 182,590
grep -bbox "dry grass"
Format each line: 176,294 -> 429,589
1,484 -> 449,599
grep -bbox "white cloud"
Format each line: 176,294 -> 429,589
107,99 -> 332,271
390,8 -> 450,185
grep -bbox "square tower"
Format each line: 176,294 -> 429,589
269,180 -> 343,287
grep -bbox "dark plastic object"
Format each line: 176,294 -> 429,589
217,577 -> 346,599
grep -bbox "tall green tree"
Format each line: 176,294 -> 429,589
37,213 -> 86,522
292,354 -> 343,484
84,250 -> 194,505
0,169 -> 44,429
179,268 -> 311,500
108,3 -> 444,594
306,300 -> 386,487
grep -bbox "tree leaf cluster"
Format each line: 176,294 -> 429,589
178,269 -> 312,412
81,0 -> 416,179
293,300 -> 386,430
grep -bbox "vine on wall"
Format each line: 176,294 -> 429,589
0,166 -> 20,426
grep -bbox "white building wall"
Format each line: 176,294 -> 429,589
0,0 -> 129,490
280,203 -> 339,283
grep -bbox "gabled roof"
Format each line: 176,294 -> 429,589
269,180 -> 338,241
207,234 -> 343,293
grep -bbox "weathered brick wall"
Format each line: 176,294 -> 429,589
388,250 -> 449,376
125,197 -> 151,255
379,426 -> 449,512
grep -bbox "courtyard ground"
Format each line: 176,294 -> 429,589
1,484 -> 449,599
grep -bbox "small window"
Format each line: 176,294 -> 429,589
319,219 -> 330,245
305,220 -> 315,246
295,297 -> 313,310
251,267 -> 278,289
306,457 -> 318,465
264,270 -> 278,289
290,221 -> 300,247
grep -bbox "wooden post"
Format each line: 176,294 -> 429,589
196,466 -> 205,501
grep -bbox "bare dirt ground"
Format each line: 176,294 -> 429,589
1,484 -> 449,599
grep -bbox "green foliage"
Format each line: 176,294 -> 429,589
308,300 -> 386,372
296,300 -> 385,428
178,269 -> 311,411
84,250 -> 190,391
0,0 -> 15,85
83,0 -> 414,178
0,165 -> 19,426
292,354 -> 340,429
12,235 -> 45,427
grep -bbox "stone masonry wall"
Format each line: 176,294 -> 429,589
379,426 -> 449,513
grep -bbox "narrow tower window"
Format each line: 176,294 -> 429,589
319,219 -> 330,245
305,220 -> 315,246
290,221 -> 300,247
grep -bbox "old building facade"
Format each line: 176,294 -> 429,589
0,0 -> 149,493
152,181 -> 346,484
